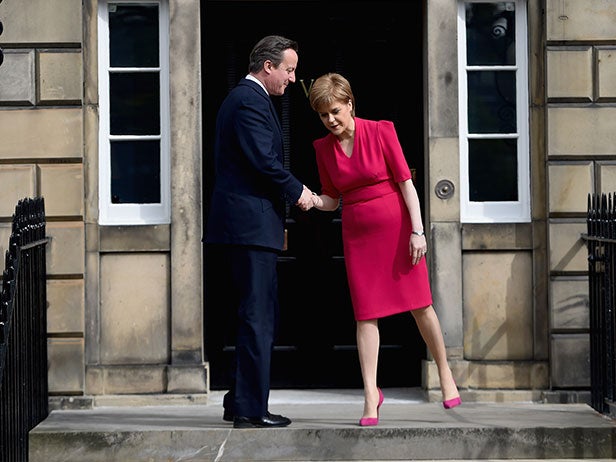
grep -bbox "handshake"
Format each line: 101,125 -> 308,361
296,185 -> 321,212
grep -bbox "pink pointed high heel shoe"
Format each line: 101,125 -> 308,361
443,381 -> 462,409
443,396 -> 462,409
359,387 -> 384,426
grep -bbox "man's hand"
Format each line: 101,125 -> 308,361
296,186 -> 314,211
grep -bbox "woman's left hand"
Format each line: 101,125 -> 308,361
410,234 -> 427,265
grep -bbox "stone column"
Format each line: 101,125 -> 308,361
167,0 -> 207,393
425,0 -> 464,356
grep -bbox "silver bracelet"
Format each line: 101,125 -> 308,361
411,230 -> 425,236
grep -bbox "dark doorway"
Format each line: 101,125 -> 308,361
202,1 -> 426,389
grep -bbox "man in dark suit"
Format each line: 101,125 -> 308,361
204,35 -> 313,428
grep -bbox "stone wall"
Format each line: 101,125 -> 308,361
545,0 -> 616,388
423,0 -> 550,396
0,0 -> 85,395
2,0 -> 611,404
0,0 -> 206,403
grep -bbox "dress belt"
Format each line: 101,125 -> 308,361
343,180 -> 398,205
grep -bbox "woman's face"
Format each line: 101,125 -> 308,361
316,98 -> 353,137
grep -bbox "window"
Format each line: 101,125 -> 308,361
98,0 -> 170,224
458,0 -> 530,223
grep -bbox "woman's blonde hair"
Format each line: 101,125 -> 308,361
308,73 -> 355,117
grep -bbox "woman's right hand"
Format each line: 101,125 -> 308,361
410,233 -> 427,265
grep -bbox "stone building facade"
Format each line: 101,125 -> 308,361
0,0 -> 611,406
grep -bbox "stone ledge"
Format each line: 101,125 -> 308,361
423,359 -> 550,389
542,390 -> 592,404
427,388 -> 543,403
49,393 -> 210,410
427,388 -> 592,405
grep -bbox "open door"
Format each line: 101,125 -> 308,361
202,0 -> 426,389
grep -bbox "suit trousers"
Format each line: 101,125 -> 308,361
222,245 -> 279,418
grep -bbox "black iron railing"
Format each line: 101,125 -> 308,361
585,192 -> 616,416
0,197 -> 49,462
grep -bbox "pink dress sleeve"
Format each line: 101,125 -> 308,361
377,120 -> 412,183
313,137 -> 340,198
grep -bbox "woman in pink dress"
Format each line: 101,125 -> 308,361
308,73 -> 461,426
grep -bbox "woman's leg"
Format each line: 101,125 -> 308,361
411,305 -> 460,401
356,319 -> 381,418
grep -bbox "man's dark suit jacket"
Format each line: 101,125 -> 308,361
205,78 -> 303,251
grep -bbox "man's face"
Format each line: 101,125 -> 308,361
264,48 -> 298,96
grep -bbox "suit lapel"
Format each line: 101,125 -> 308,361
243,78 -> 283,136
242,78 -> 283,158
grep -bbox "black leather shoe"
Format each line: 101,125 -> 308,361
223,409 -> 234,422
233,412 -> 292,428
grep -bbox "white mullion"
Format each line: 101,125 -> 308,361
109,67 -> 161,73
458,0 -> 471,222
515,0 -> 531,221
109,135 -> 162,141
98,0 -> 112,224
467,65 -> 518,71
468,134 -> 518,139
159,0 -> 171,224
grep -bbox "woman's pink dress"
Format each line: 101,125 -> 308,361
313,118 -> 433,321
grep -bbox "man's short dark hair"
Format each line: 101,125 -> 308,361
248,35 -> 298,74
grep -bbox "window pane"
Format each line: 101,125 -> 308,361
111,140 -> 161,204
466,2 -> 515,66
468,138 -> 517,201
468,70 -> 516,133
109,4 -> 159,67
110,73 -> 160,135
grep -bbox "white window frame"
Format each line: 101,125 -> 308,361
97,0 -> 171,225
457,0 -> 530,223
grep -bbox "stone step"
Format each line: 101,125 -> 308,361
28,389 -> 616,461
